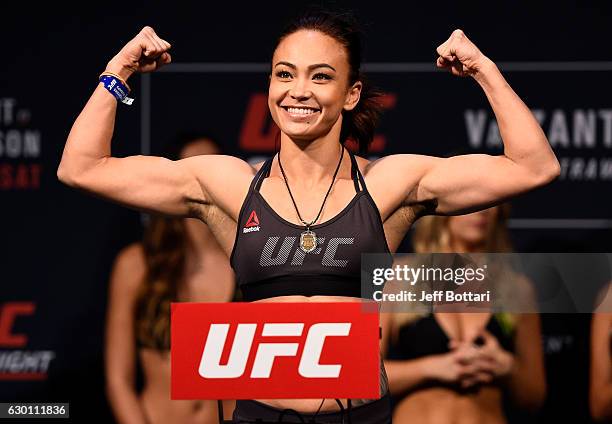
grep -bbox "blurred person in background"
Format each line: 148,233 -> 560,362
104,134 -> 235,424
590,284 -> 612,422
381,205 -> 546,424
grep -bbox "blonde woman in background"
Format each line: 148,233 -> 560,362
381,205 -> 546,424
105,135 -> 235,424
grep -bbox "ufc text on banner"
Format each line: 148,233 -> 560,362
171,302 -> 380,399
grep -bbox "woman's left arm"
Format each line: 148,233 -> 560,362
366,30 -> 560,216
590,313 -> 612,421
502,313 -> 547,412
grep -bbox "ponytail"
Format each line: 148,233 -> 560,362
341,77 -> 384,154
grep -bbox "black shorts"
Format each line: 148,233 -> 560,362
232,394 -> 392,423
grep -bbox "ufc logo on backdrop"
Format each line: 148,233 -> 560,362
0,302 -> 35,347
171,302 -> 379,399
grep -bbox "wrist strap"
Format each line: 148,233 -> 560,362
99,73 -> 134,105
99,71 -> 131,91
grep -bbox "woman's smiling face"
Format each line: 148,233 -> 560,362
268,29 -> 361,142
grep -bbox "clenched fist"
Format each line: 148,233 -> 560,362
436,29 -> 490,77
105,26 -> 172,81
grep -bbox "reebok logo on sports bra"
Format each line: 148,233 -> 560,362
243,210 -> 260,233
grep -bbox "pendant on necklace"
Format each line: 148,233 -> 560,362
300,229 -> 317,253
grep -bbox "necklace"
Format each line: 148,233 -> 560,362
278,144 -> 345,253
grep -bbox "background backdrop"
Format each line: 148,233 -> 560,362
1,1 -> 610,422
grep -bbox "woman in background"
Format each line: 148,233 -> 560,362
105,134 -> 235,424
590,284 -> 612,422
382,205 -> 546,424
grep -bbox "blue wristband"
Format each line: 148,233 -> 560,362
99,74 -> 134,105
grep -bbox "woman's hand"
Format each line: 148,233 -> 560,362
105,26 -> 172,81
475,330 -> 515,378
455,331 -> 515,387
426,343 -> 481,384
435,29 -> 491,77
448,331 -> 514,388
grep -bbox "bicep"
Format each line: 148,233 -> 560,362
418,154 -> 539,215
66,154 -> 205,217
62,154 -> 253,219
364,153 -> 538,217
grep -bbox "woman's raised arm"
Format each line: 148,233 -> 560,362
57,27 -> 252,219
365,30 -> 560,217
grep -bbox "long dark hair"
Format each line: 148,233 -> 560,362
273,7 -> 384,154
134,132 -> 220,350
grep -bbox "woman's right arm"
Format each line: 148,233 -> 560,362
105,244 -> 149,424
57,27 -> 252,219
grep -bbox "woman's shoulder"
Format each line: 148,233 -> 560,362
361,153 -> 438,181
110,243 -> 147,291
115,242 -> 146,266
183,155 -> 261,215
184,154 -> 260,179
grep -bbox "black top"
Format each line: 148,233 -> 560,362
230,151 -> 391,301
394,314 -> 515,359
391,314 -> 516,394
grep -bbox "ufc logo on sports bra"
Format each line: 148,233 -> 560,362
199,323 -> 350,378
260,236 -> 354,267
171,302 -> 379,399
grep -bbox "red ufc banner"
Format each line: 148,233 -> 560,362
171,302 -> 380,399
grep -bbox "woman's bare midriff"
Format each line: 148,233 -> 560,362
139,348 -> 235,424
392,386 -> 506,424
253,295 -> 383,413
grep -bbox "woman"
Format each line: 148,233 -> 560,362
105,135 -> 235,424
58,9 -> 559,423
590,286 -> 612,422
382,207 -> 546,424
